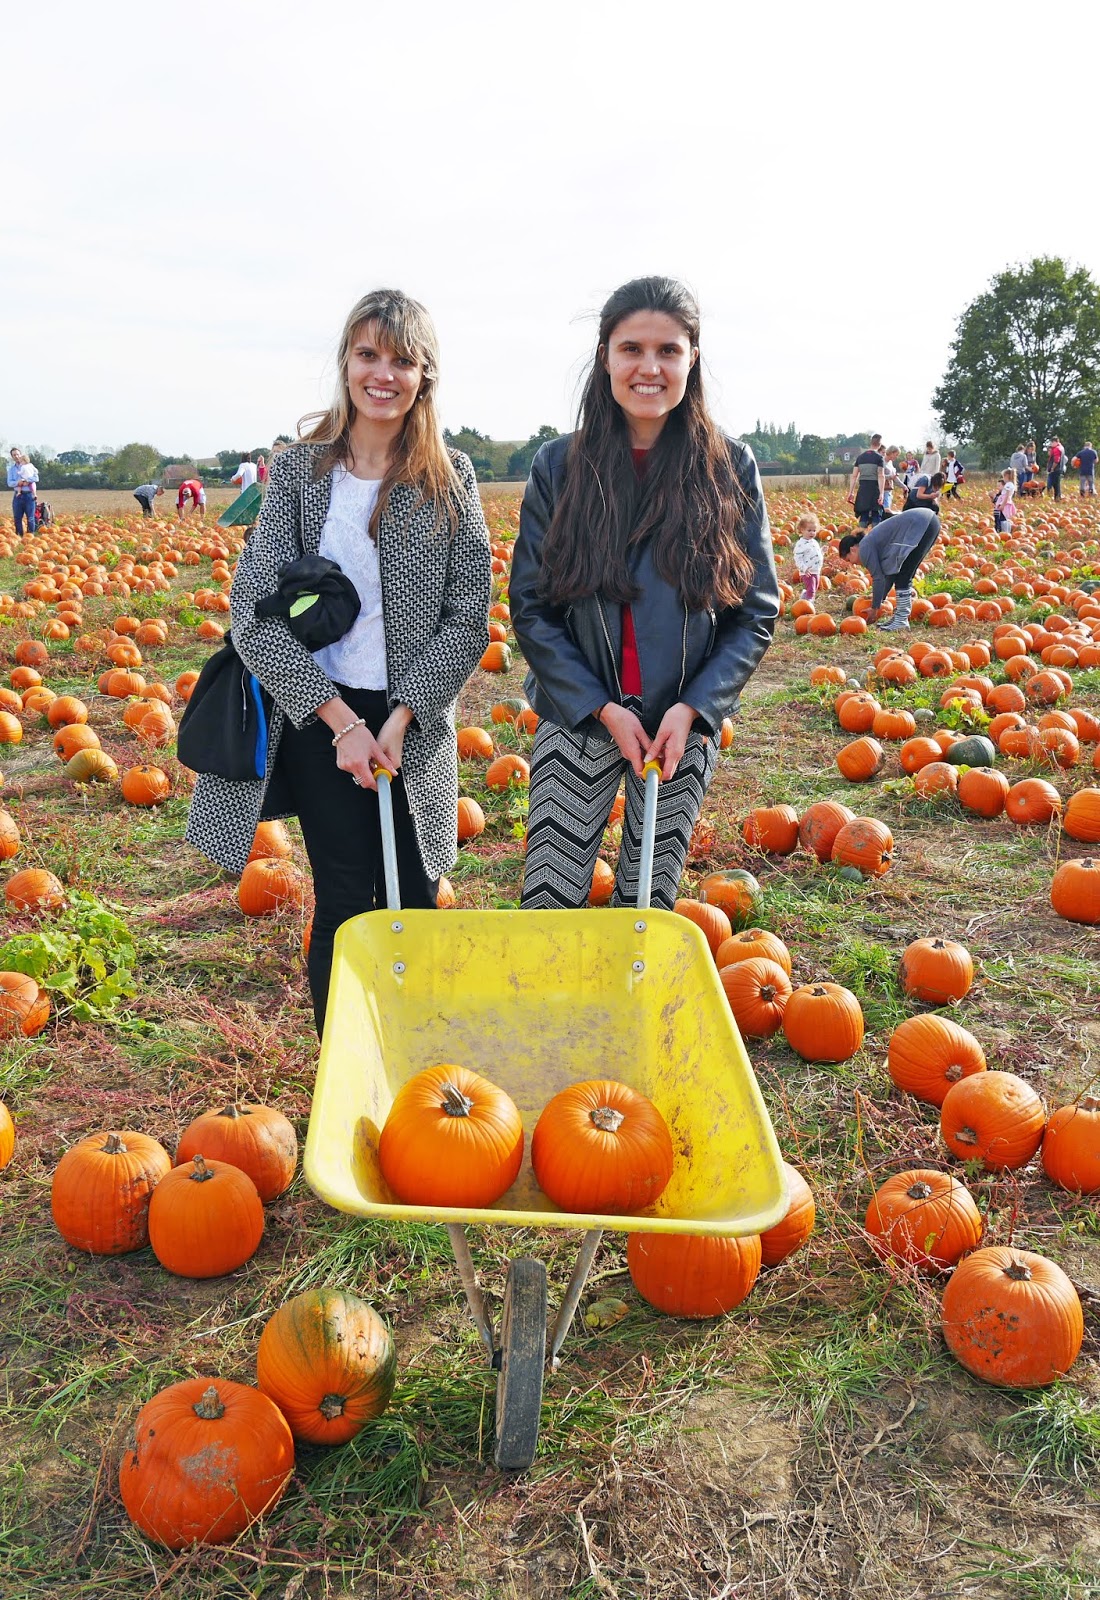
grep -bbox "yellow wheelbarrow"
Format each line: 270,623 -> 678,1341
304,764 -> 786,1471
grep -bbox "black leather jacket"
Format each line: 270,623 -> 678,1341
509,434 -> 779,738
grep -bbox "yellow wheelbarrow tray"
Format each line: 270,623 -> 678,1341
303,767 -> 787,1470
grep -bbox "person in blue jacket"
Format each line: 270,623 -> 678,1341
837,507 -> 941,631
510,276 -> 780,911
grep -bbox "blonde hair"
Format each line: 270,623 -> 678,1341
1003,469 -> 1017,485
298,288 -> 463,538
797,512 -> 820,537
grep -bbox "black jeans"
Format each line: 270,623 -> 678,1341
276,687 -> 437,1037
893,525 -> 941,591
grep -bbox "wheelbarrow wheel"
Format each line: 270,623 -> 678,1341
493,1257 -> 546,1472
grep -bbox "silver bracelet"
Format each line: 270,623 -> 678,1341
331,717 -> 366,747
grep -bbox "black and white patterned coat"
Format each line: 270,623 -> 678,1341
185,442 -> 492,879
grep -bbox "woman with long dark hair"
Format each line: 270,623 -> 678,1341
510,276 -> 779,910
187,289 -> 492,1033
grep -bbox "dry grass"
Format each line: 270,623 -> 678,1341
1,485 -> 1099,1599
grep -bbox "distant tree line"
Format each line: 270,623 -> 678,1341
19,438 -> 295,490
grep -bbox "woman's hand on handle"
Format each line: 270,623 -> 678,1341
333,723 -> 386,790
375,705 -> 413,774
317,697 -> 386,791
599,703 -> 650,778
644,702 -> 700,781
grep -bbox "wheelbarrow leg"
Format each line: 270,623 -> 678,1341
548,1228 -> 603,1370
447,1224 -> 495,1361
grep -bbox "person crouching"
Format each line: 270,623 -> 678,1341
837,507 -> 941,632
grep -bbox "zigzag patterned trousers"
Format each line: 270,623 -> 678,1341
520,703 -> 720,910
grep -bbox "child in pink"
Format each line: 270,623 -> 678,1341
792,512 -> 824,601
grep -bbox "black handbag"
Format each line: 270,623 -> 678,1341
177,557 -> 360,781
177,635 -> 271,781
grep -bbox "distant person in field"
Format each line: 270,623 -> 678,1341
943,449 -> 964,499
1025,439 -> 1038,483
881,445 -> 901,511
177,478 -> 206,521
256,453 -> 268,485
837,506 -> 941,632
510,275 -> 779,912
231,452 -> 258,495
900,452 -> 921,494
992,469 -> 1017,536
793,512 -> 824,600
1076,441 -> 1097,495
7,447 -> 39,536
1046,438 -> 1066,500
133,482 -> 163,518
920,440 -> 941,478
847,433 -> 885,527
1010,443 -> 1029,489
185,288 -> 492,1038
904,470 -> 944,513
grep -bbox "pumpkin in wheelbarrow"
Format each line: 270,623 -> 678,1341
378,1064 -> 524,1208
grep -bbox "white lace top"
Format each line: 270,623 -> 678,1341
312,466 -> 387,690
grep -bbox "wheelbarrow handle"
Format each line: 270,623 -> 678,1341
636,761 -> 661,911
375,769 -> 402,912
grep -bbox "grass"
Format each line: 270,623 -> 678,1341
1,485 -> 1099,1598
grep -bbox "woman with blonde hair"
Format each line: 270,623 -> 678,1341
187,289 -> 492,1034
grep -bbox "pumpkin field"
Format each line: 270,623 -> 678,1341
2,479 -> 1100,1600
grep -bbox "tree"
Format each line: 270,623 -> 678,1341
506,424 -> 561,479
57,449 -> 91,467
109,442 -> 163,485
934,258 -> 1100,466
796,434 -> 829,471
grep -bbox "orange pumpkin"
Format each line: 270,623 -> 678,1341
940,1071 -> 1045,1172
121,764 -> 172,807
237,858 -> 308,916
256,1289 -> 396,1445
4,867 -> 66,913
887,1014 -> 985,1106
673,897 -> 732,955
782,983 -> 864,1063
941,1248 -> 1083,1388
1041,1097 -> 1100,1194
119,1377 -> 294,1548
0,970 -> 50,1038
531,1079 -> 673,1214
797,800 -> 855,862
378,1064 -> 524,1208
148,1154 -> 265,1277
865,1168 -> 982,1271
741,804 -> 800,854
627,1231 -> 761,1317
175,1104 -> 297,1202
759,1162 -> 815,1266
718,957 -> 792,1037
51,1130 -> 172,1254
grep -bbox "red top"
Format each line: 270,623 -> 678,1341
620,449 -> 648,695
177,479 -> 203,506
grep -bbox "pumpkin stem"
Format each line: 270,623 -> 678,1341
945,1064 -> 963,1083
219,1104 -> 245,1119
590,1105 -> 625,1133
188,1154 -> 216,1181
1082,1096 -> 1100,1113
319,1393 -> 347,1420
906,1182 -> 934,1200
1004,1260 -> 1033,1282
931,939 -> 946,950
953,1128 -> 978,1146
193,1385 -> 226,1420
760,984 -> 777,1002
440,1083 -> 473,1118
102,1133 -> 127,1155
811,986 -> 828,997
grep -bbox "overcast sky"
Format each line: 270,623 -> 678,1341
2,0 -> 1095,460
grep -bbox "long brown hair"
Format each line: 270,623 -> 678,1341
298,289 -> 463,538
539,277 -> 754,610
